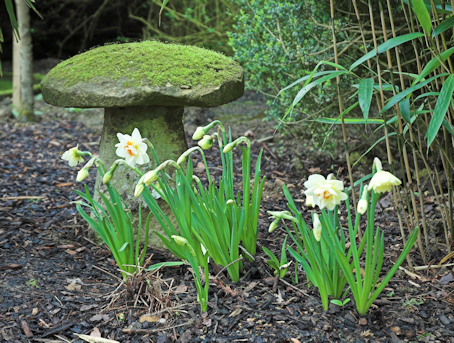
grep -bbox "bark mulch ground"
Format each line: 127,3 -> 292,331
1,94 -> 454,343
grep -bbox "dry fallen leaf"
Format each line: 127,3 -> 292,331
65,283 -> 81,291
139,314 -> 159,323
74,333 -> 120,343
229,308 -> 242,318
91,328 -> 101,337
390,326 -> 401,335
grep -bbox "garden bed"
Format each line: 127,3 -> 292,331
1,94 -> 453,343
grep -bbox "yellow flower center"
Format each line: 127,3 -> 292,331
317,190 -> 332,199
124,141 -> 137,156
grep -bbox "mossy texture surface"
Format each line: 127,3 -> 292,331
41,40 -> 244,108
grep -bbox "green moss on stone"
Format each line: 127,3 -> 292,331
46,40 -> 240,88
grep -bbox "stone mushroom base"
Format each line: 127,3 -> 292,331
94,105 -> 188,248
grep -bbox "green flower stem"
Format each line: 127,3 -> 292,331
178,147 -> 211,183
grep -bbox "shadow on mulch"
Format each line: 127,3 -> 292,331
1,94 -> 454,343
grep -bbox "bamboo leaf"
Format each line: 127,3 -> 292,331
403,0 -> 452,14
313,118 -> 384,125
291,71 -> 348,108
358,78 -> 374,122
350,32 -> 424,71
425,75 -> 454,148
399,98 -> 411,124
412,0 -> 433,35
413,46 -> 454,85
432,15 -> 454,37
442,119 -> 454,136
159,0 -> 170,25
5,0 -> 19,39
380,73 -> 448,115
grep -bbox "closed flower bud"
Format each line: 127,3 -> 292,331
357,198 -> 368,215
226,199 -> 236,206
177,154 -> 187,165
134,183 -> 145,197
192,127 -> 206,140
268,218 -> 280,233
223,142 -> 235,153
76,168 -> 89,182
103,171 -> 113,184
198,135 -> 214,150
373,157 -> 383,171
171,235 -> 196,256
368,170 -> 401,194
313,213 -> 322,242
143,170 -> 159,185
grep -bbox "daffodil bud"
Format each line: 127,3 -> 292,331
177,154 -> 187,165
373,157 -> 383,172
134,183 -> 145,197
200,243 -> 208,256
279,261 -> 292,270
313,213 -> 322,242
76,168 -> 89,182
226,199 -> 235,206
143,170 -> 159,185
198,135 -> 214,150
268,210 -> 297,222
192,127 -> 207,140
357,198 -> 368,215
268,218 -> 280,233
223,142 -> 235,153
367,170 -> 401,194
171,235 -> 196,256
306,195 -> 315,208
103,171 -> 113,184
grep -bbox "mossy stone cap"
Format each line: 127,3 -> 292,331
41,40 -> 244,108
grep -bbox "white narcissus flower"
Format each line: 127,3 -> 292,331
313,213 -> 322,242
306,195 -> 315,208
61,145 -> 84,167
357,198 -> 368,215
304,174 -> 348,211
115,128 -> 150,167
368,171 -> 401,194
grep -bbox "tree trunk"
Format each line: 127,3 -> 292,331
13,0 -> 34,122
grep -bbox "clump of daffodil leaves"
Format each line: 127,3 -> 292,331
63,122 -> 264,312
269,158 -> 418,315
